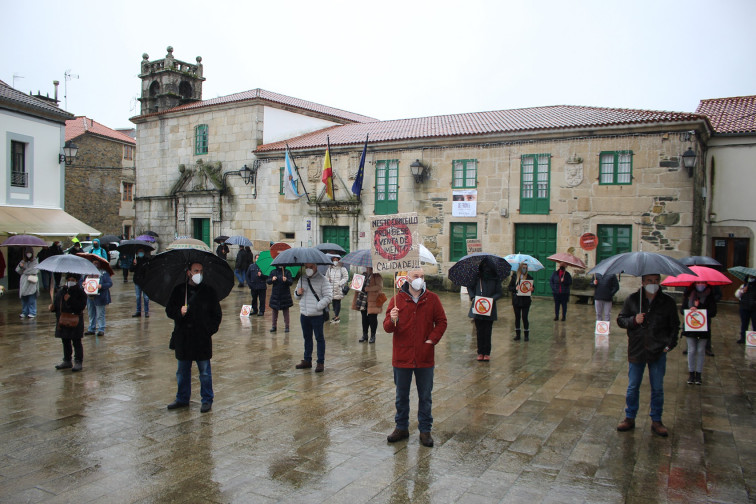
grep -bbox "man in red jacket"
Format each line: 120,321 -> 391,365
384,269 -> 447,447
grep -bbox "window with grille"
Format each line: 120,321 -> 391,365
599,151 -> 633,185
11,140 -> 27,187
194,124 -> 208,155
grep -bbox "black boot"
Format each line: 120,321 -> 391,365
695,372 -> 702,385
524,330 -> 529,342
687,371 -> 695,385
513,329 -> 521,341
369,333 -> 376,343
359,334 -> 368,343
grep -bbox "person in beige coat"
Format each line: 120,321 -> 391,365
351,267 -> 385,343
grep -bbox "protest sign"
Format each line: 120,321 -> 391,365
371,213 -> 420,273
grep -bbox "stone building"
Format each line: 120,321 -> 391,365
697,95 -> 756,300
65,117 -> 137,238
131,48 -> 711,295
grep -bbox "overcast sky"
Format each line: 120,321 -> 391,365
3,0 -> 754,130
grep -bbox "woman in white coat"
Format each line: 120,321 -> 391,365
325,255 -> 349,323
15,247 -> 39,318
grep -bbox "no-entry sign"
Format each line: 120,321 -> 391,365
684,309 -> 708,332
371,213 -> 420,273
580,233 -> 598,251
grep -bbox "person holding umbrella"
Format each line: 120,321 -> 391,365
131,248 -> 151,318
549,262 -> 572,321
50,273 -> 88,372
616,274 -> 680,437
468,258 -> 503,360
508,263 -> 534,341
325,254 -> 349,323
681,282 -> 717,385
735,274 -> 756,344
165,262 -> 223,413
267,265 -> 294,332
294,262 -> 333,372
245,253 -> 268,316
15,247 -> 39,318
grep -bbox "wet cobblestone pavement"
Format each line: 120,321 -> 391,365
0,279 -> 754,503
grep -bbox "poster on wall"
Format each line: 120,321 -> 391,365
452,190 -> 477,217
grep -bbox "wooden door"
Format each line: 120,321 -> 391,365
712,237 -> 750,301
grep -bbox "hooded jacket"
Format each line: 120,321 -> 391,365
617,288 -> 679,363
15,249 -> 38,297
383,282 -> 447,368
294,272 -> 333,316
325,264 -> 349,300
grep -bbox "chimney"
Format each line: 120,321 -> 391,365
53,80 -> 59,103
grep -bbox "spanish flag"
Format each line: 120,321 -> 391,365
322,137 -> 334,200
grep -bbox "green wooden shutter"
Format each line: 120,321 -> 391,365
375,160 -> 399,215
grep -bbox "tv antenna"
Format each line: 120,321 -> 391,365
64,69 -> 79,110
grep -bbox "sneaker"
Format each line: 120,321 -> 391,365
19,314 -> 26,318
167,401 -> 189,410
387,428 -> 409,443
96,331 -> 104,336
477,354 -> 484,361
27,314 -> 36,319
651,421 -> 668,437
200,403 -> 212,413
687,372 -> 695,385
617,417 -> 635,432
132,313 -> 141,317
695,372 -> 702,385
483,355 -> 490,361
419,432 -> 434,447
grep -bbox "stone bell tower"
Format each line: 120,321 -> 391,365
138,46 -> 205,115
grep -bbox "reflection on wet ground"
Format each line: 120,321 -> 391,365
0,279 -> 753,503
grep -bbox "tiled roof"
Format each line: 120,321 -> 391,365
66,117 -> 136,144
256,105 -> 704,152
0,79 -> 73,122
134,88 -> 377,124
696,95 -> 756,134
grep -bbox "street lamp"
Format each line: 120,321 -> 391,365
410,159 -> 428,183
59,140 -> 78,165
238,163 -> 258,185
682,147 -> 697,178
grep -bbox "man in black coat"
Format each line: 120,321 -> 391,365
165,262 -> 223,413
616,274 -> 679,437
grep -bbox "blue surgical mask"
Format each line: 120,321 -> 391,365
695,284 -> 706,292
137,252 -> 145,258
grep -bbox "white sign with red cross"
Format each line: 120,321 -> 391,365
595,321 -> 610,335
240,305 -> 252,317
684,309 -> 708,332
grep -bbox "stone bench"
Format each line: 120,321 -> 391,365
571,289 -> 594,304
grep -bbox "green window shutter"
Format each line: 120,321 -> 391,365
596,225 -> 632,263
279,167 -> 284,195
375,160 -> 399,215
452,159 -> 477,189
520,154 -> 550,214
450,222 -> 477,261
599,151 -> 633,185
195,124 -> 208,155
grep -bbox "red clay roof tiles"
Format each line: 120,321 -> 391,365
66,117 -> 136,144
696,95 -> 756,134
256,105 -> 703,152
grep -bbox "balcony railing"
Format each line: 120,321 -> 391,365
11,171 -> 28,188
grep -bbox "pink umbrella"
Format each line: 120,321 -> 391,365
661,265 -> 732,287
547,252 -> 586,270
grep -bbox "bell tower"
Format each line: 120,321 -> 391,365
138,46 -> 205,115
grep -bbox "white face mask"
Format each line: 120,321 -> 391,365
695,284 -> 706,292
67,281 -> 77,288
191,273 -> 203,285
410,277 -> 425,291
305,268 -> 314,277
644,283 -> 659,295
26,253 -> 32,259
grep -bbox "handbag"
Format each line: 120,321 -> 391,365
376,292 -> 388,307
58,296 -> 79,328
341,283 -> 350,296
306,278 -> 330,322
27,275 -> 38,284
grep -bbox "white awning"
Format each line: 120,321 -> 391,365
0,206 -> 100,239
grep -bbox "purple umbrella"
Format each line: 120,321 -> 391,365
136,234 -> 157,243
0,234 -> 48,247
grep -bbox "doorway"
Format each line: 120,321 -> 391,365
712,237 -> 750,301
514,224 -> 557,295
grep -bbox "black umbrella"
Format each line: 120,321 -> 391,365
133,249 -> 234,306
117,240 -> 156,256
316,243 -> 346,254
448,253 -> 512,287
587,252 -> 694,278
214,235 -> 230,244
680,256 -> 723,269
271,247 -> 332,266
143,231 -> 159,237
99,234 -> 121,245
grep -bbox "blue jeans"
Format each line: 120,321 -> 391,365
300,314 -> 325,363
235,270 -> 245,284
394,366 -> 434,432
176,360 -> 213,405
135,283 -> 150,314
21,295 -> 37,316
625,353 -> 666,422
686,337 -> 706,373
87,299 -> 106,332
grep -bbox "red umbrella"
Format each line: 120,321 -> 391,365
661,265 -> 732,287
547,252 -> 586,270
76,252 -> 114,276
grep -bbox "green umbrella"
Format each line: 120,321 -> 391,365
256,251 -> 299,277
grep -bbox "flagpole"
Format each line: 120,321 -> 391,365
358,134 -> 368,200
286,143 -> 310,200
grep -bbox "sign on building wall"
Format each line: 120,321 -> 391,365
466,239 -> 483,254
452,190 -> 477,217
371,212 -> 420,273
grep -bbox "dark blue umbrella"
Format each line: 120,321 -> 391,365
271,247 -> 332,266
448,253 -> 512,287
316,242 -> 346,254
225,235 -> 252,247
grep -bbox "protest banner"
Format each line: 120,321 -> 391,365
466,238 -> 482,254
371,212 -> 420,273
684,309 -> 708,332
240,305 -> 252,317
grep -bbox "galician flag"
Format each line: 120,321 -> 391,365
283,147 -> 304,200
322,137 -> 334,200
352,134 -> 368,198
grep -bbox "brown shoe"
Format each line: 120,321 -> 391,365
651,421 -> 668,437
387,428 -> 409,443
419,432 -> 434,447
315,362 -> 324,373
295,360 -> 312,369
617,417 -> 635,432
